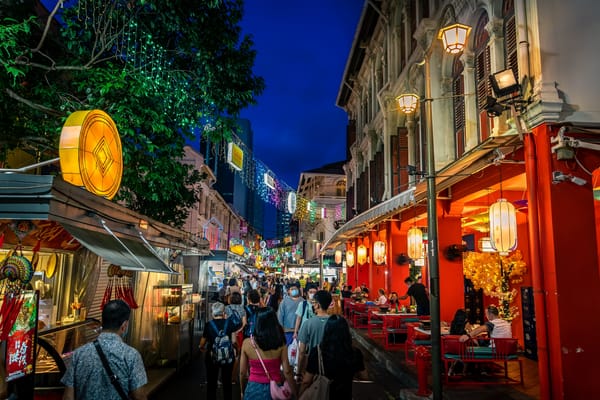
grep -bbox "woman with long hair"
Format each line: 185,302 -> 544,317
450,308 -> 472,335
239,307 -> 297,399
300,315 -> 367,399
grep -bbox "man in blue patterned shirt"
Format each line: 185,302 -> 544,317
62,299 -> 148,400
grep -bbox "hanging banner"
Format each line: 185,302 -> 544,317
6,291 -> 39,382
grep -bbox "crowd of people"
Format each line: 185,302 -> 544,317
200,274 -> 513,399
201,275 -> 366,400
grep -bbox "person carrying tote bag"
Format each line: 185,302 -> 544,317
298,346 -> 330,400
299,315 -> 367,400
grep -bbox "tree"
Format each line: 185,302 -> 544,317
0,0 -> 264,227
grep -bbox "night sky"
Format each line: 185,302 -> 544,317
239,0 -> 364,188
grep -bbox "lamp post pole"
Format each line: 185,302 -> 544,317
422,55 -> 443,400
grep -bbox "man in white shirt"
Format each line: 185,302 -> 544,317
459,305 -> 512,343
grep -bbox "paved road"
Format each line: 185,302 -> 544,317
149,343 -> 406,399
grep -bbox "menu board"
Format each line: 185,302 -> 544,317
5,291 -> 39,382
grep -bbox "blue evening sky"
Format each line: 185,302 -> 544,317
239,0 -> 364,188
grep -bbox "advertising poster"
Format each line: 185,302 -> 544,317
6,291 -> 39,382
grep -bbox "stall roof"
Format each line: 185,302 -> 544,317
62,224 -> 175,274
0,174 -> 206,273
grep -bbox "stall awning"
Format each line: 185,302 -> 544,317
322,187 -> 416,250
62,223 -> 175,274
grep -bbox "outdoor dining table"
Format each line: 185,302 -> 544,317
415,326 -> 451,336
372,311 -> 420,331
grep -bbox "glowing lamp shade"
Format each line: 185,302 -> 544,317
438,23 -> 471,54
346,250 -> 355,267
407,227 -> 424,259
373,241 -> 386,265
489,198 -> 517,255
396,94 -> 419,114
334,250 -> 342,264
357,245 -> 368,265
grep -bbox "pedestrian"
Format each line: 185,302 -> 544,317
199,302 -> 238,400
299,315 -> 367,399
61,299 -> 147,400
293,287 -> 317,343
244,289 -> 261,339
278,282 -> 303,345
239,307 -> 297,399
399,276 -> 430,315
296,290 -> 332,381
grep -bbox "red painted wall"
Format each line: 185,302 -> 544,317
437,214 -> 466,323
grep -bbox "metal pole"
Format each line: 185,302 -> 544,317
423,56 -> 442,399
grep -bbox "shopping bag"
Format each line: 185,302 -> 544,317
288,338 -> 298,367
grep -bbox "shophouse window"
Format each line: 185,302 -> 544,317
453,58 -> 466,157
503,0 -> 518,77
474,12 -> 492,142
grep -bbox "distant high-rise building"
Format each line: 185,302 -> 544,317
198,119 -> 266,237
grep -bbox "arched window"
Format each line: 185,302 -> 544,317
503,0 -> 518,77
336,180 -> 346,197
474,12 -> 492,141
453,58 -> 466,157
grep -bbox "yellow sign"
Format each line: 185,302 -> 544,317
59,110 -> 123,199
227,143 -> 244,171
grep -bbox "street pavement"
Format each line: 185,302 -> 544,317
148,340 -> 405,399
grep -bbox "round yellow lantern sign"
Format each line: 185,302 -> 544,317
59,110 -> 123,199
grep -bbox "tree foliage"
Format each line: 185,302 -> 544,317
0,0 -> 264,227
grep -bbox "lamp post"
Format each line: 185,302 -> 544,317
397,22 -> 470,400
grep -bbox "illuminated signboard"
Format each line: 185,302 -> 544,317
6,291 -> 38,382
227,143 -> 244,171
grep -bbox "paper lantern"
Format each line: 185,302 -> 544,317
373,241 -> 386,265
346,250 -> 355,267
407,227 -> 423,260
489,198 -> 517,255
357,245 -> 367,265
334,250 -> 342,264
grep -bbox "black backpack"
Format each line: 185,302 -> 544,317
210,320 -> 234,365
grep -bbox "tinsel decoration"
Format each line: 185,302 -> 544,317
462,250 -> 527,321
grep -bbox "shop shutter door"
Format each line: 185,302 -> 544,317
88,260 -> 110,321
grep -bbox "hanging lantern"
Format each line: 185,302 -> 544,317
334,250 -> 342,264
346,250 -> 355,267
407,227 -> 423,259
357,245 -> 367,265
489,198 -> 517,255
373,241 -> 386,265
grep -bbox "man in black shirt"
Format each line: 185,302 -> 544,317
400,277 -> 430,316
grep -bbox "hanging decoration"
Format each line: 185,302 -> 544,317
346,249 -> 355,267
489,199 -> 517,255
407,227 -> 424,259
101,265 -> 138,310
463,250 -> 527,321
334,250 -> 342,264
357,245 -> 367,265
373,241 -> 386,265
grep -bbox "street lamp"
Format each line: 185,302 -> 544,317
397,22 -> 470,400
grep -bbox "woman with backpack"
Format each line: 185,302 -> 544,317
239,307 -> 297,399
199,302 -> 238,400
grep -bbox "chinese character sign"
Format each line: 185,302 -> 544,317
6,291 -> 38,382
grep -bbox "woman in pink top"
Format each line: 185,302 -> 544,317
239,307 -> 297,399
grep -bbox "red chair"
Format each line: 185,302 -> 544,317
404,322 -> 431,364
492,338 -> 523,384
367,309 -> 384,339
352,303 -> 369,328
383,317 -> 406,350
